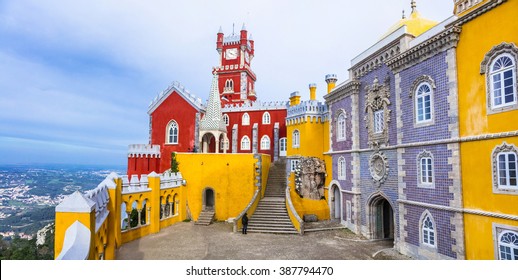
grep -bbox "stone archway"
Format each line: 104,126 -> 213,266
203,188 -> 215,211
201,133 -> 216,153
367,194 -> 394,240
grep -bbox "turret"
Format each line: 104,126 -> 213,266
289,91 -> 301,106
240,23 -> 248,48
216,26 -> 223,53
249,33 -> 255,57
325,74 -> 338,94
309,83 -> 317,100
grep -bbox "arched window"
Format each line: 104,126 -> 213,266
337,112 -> 346,141
242,113 -> 250,126
374,110 -> 384,133
493,143 -> 518,192
167,120 -> 179,144
490,54 -> 517,109
224,79 -> 234,93
223,114 -> 229,126
292,130 -> 300,148
498,230 -> 518,260
421,213 -> 436,248
241,136 -> 250,150
260,135 -> 270,150
338,157 -> 346,180
415,83 -> 433,123
262,112 -> 271,124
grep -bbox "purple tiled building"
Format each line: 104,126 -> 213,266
324,11 -> 465,259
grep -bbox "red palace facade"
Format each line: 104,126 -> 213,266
127,24 -> 287,177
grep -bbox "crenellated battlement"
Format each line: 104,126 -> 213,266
128,144 -> 161,158
148,81 -> 205,114
222,100 -> 289,112
286,100 -> 329,125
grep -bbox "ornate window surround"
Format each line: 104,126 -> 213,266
337,156 -> 346,180
364,77 -> 391,148
242,113 -> 250,126
290,158 -> 300,173
492,223 -> 518,260
492,142 -> 518,194
368,151 -> 389,186
481,42 -> 518,114
410,75 -> 436,127
260,135 -> 270,150
166,120 -> 179,145
336,109 -> 347,142
417,150 -> 435,189
420,210 -> 437,249
240,135 -> 250,150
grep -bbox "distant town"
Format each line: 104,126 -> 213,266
0,164 -> 124,240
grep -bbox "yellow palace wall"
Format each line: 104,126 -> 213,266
176,153 -> 270,222
287,116 -> 331,221
456,0 -> 518,259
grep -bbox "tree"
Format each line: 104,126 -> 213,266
170,152 -> 180,173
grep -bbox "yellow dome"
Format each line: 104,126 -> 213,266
380,1 -> 438,40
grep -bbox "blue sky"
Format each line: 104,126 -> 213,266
0,0 -> 453,166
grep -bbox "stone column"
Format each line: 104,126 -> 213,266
137,208 -> 142,226
126,211 -> 132,229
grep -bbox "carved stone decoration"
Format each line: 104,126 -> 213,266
492,142 -> 518,193
364,77 -> 392,148
369,152 -> 389,187
294,157 -> 327,200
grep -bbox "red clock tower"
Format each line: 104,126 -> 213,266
215,24 -> 257,105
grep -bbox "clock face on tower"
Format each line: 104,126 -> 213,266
225,48 -> 238,60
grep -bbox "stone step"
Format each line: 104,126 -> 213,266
249,221 -> 293,226
249,218 -> 292,223
247,229 -> 298,234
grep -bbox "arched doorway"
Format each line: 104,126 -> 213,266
368,194 -> 394,239
203,188 -> 215,211
329,184 -> 341,220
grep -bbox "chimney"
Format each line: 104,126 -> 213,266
289,91 -> 301,106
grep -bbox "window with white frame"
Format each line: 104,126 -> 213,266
220,138 -> 229,151
242,113 -> 250,126
224,79 -> 234,93
497,152 -> 517,189
262,112 -> 271,124
292,130 -> 300,148
167,120 -> 179,144
290,159 -> 300,172
490,54 -> 516,109
374,110 -> 384,133
416,83 -> 433,123
417,151 -> 434,188
240,136 -> 250,150
498,230 -> 518,260
421,213 -> 436,247
493,143 -> 518,192
260,135 -> 270,150
337,112 -> 346,141
338,157 -> 346,180
223,114 -> 229,126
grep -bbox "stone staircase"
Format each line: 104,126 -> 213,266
195,209 -> 214,226
248,158 -> 298,234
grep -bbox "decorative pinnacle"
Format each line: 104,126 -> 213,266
241,23 -> 247,31
402,9 -> 406,19
218,26 -> 223,33
411,0 -> 417,13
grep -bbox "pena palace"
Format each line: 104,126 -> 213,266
54,0 -> 518,260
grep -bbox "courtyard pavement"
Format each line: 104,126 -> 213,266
116,221 -> 411,260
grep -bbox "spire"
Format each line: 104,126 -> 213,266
200,74 -> 226,132
241,23 -> 247,31
411,0 -> 417,13
402,9 -> 406,19
218,26 -> 223,33
249,33 -> 253,40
